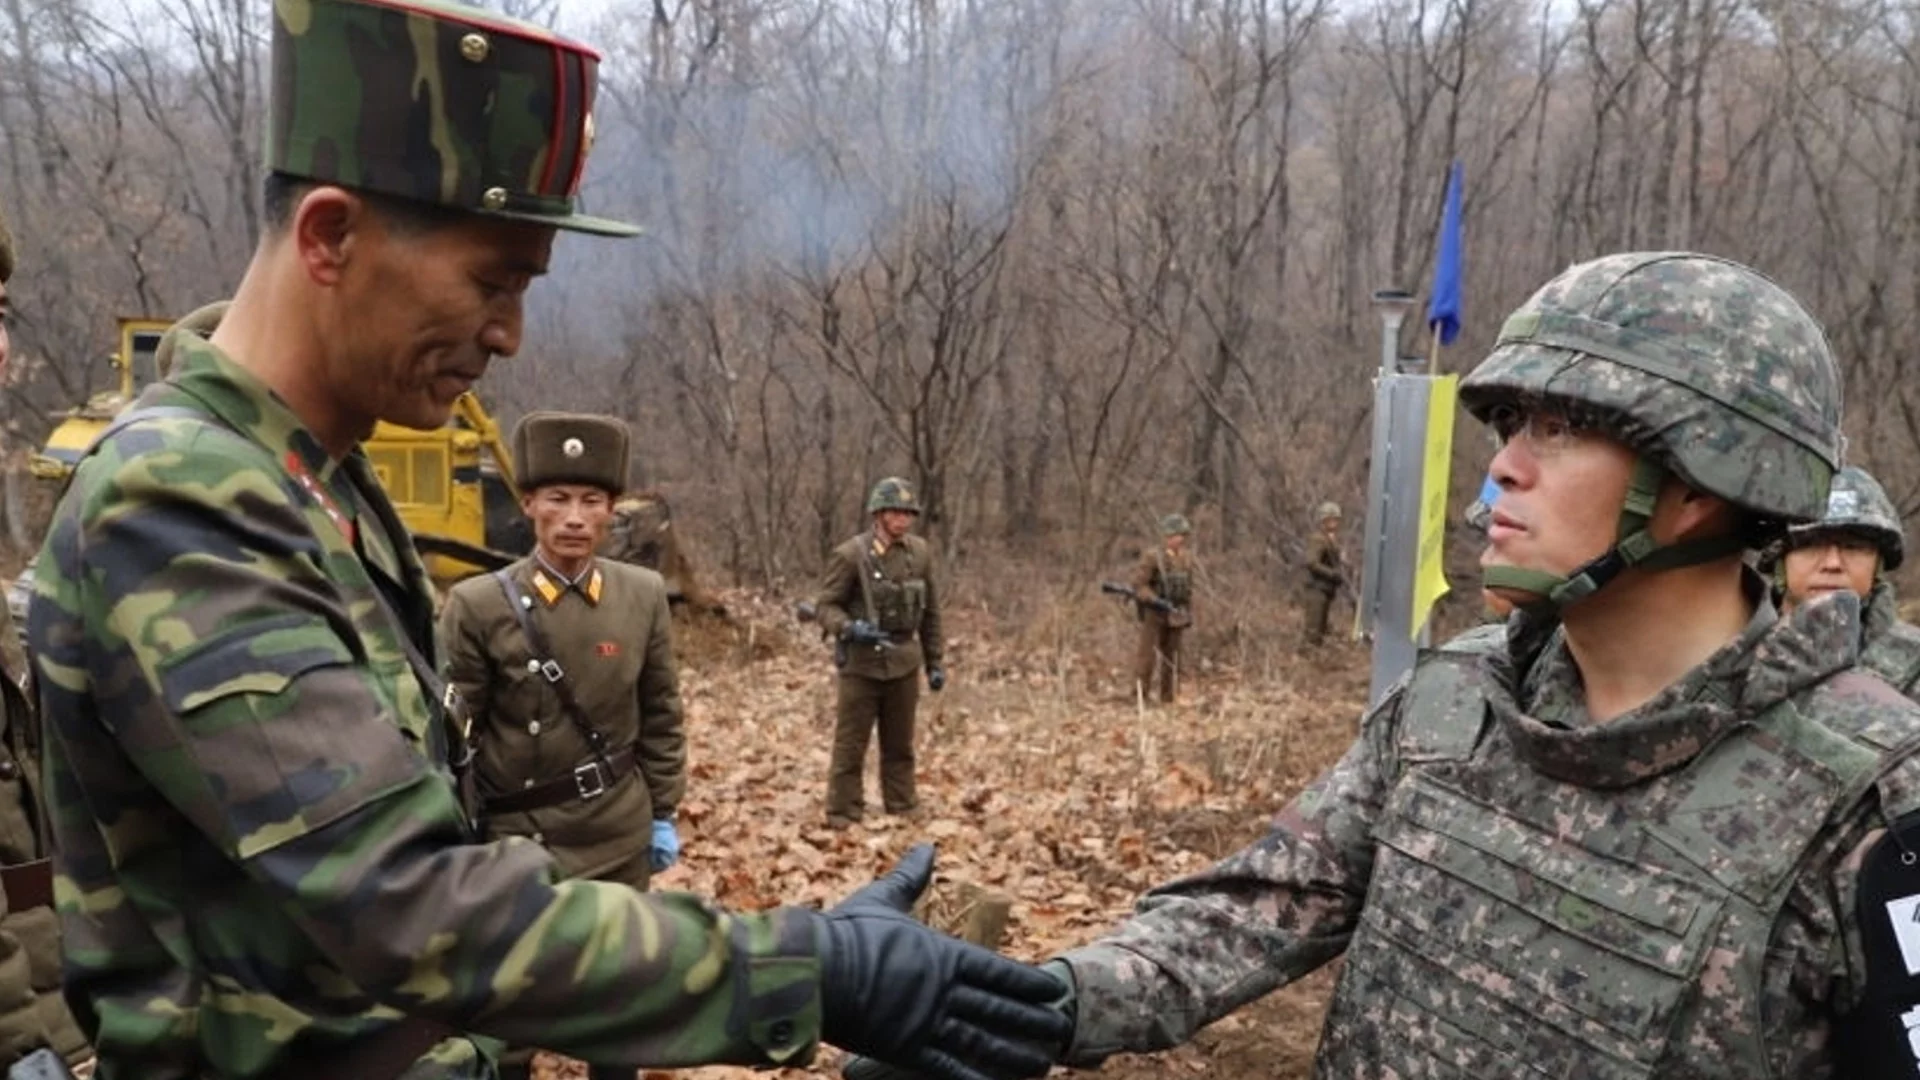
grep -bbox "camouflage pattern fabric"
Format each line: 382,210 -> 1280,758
1785,465 -> 1906,570
1158,514 -> 1190,537
1058,576 -> 1920,1077
30,329 -> 820,1077
1460,252 -> 1840,524
865,477 -> 921,515
1860,580 -> 1920,698
270,0 -> 636,236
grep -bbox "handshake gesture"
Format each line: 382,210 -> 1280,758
817,846 -> 1070,1080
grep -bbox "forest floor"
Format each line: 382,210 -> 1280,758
535,582 -> 1374,1080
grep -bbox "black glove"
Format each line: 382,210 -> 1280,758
927,666 -> 946,692
844,619 -> 888,647
815,845 -> 1069,1080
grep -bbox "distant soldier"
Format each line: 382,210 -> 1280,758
0,187 -> 90,1077
1301,502 -> 1347,646
1767,465 -> 1920,695
813,478 -> 944,828
1131,514 -> 1194,704
440,413 -> 684,1079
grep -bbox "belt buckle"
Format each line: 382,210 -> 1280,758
573,760 -> 608,800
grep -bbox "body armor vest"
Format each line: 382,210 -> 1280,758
1315,630 -> 1916,1079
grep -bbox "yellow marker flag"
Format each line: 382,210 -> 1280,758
1412,375 -> 1458,636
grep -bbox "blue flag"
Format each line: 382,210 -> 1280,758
1427,160 -> 1465,345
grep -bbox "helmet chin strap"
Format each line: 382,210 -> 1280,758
1481,457 -> 1748,611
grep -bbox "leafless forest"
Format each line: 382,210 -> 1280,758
4,0 -> 1918,591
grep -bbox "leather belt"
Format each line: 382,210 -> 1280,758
481,745 -> 637,815
0,858 -> 52,911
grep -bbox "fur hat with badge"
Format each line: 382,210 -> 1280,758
512,411 -> 631,494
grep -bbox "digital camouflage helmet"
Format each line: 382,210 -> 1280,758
1160,513 -> 1192,537
867,477 -> 921,515
1461,252 -> 1842,608
269,0 -> 637,236
1780,465 -> 1905,571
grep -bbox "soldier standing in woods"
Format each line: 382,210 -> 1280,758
438,413 -> 685,1080
1130,514 -> 1194,704
22,0 -> 1069,1076
0,197 -> 91,1078
1300,502 -> 1347,647
850,252 -> 1920,1079
813,477 -> 945,829
1767,465 -> 1920,696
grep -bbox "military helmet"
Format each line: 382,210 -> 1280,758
1462,252 -> 1839,522
0,197 -> 12,283
1461,253 -> 1842,607
867,476 -> 921,515
1315,502 -> 1341,522
268,0 -> 636,236
1784,465 -> 1904,570
1160,513 -> 1192,536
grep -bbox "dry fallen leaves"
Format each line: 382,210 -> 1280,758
533,585 -> 1370,1080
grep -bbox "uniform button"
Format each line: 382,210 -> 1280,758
0,760 -> 17,781
768,1019 -> 794,1046
526,659 -> 541,673
527,720 -> 542,736
531,832 -> 544,844
523,778 -> 536,789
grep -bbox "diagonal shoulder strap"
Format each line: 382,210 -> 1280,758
492,569 -> 615,762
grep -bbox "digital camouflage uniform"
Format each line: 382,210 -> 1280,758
26,2 -> 833,1077
1045,254 -> 1920,1077
814,479 -> 942,821
0,190 -> 90,1072
440,414 -> 684,894
1301,503 -> 1345,648
1130,516 -> 1193,704
1772,467 -> 1920,699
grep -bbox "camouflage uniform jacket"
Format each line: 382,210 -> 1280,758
814,532 -> 942,681
29,333 -> 819,1078
1861,580 -> 1920,698
439,555 -> 685,878
0,603 -> 86,1067
1129,546 -> 1194,614
1060,579 -> 1920,1077
1304,533 -> 1344,595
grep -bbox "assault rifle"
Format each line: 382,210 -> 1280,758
1099,580 -> 1175,616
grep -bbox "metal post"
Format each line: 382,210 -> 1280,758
1357,290 -> 1419,708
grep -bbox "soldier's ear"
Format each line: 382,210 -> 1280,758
291,186 -> 367,287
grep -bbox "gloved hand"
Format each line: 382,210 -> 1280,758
649,819 -> 681,871
843,959 -> 1076,1080
814,845 -> 1069,1080
926,666 -> 946,692
843,619 -> 888,647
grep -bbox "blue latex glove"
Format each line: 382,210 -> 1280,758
926,666 -> 946,692
650,819 -> 681,871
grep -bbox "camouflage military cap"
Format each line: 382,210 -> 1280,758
0,197 -> 13,282
1786,465 -> 1905,569
513,411 -> 630,493
1160,513 -> 1192,536
1315,502 -> 1341,521
867,476 -> 921,514
269,0 -> 637,236
1459,252 -> 1841,523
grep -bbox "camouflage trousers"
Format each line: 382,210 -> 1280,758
1133,617 -> 1183,703
827,673 -> 919,819
1302,585 -> 1337,646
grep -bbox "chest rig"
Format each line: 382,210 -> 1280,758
1315,630 -> 1913,1079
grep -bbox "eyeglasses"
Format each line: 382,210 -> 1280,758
1483,402 -> 1597,458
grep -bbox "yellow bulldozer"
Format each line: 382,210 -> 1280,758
11,317 -> 717,630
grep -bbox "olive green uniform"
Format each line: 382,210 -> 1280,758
814,532 -> 942,819
1130,545 -> 1193,703
1302,532 -> 1346,646
441,556 -> 684,892
0,604 -> 86,1069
